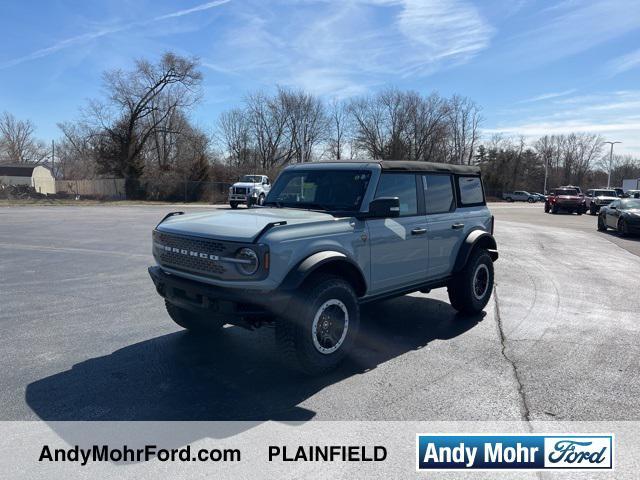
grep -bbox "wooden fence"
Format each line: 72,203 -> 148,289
55,178 -> 125,199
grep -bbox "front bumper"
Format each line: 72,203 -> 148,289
148,266 -> 290,322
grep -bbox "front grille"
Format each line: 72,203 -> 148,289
153,230 -> 233,277
599,199 -> 613,205
233,187 -> 247,195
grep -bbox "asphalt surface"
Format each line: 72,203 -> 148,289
0,203 -> 638,423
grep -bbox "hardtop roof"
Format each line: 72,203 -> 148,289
287,160 -> 481,175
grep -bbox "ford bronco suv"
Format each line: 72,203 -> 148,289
544,187 -> 585,214
228,174 -> 271,208
149,161 -> 498,374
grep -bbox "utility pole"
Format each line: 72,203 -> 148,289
603,141 -> 621,188
51,140 -> 55,177
543,157 -> 549,194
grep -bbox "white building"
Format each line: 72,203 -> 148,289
0,164 -> 56,195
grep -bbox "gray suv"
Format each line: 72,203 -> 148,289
149,161 -> 498,374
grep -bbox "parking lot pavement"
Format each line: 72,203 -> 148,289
0,204 -> 638,423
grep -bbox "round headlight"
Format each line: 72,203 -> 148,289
236,248 -> 259,275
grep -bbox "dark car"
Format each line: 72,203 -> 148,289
598,198 -> 640,236
545,188 -> 585,214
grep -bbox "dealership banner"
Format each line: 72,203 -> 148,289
0,421 -> 636,479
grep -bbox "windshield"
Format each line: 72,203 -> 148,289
595,190 -> 616,197
621,199 -> 640,209
265,169 -> 371,212
240,175 -> 262,183
554,189 -> 578,195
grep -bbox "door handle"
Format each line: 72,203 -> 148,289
451,223 -> 465,229
411,227 -> 427,235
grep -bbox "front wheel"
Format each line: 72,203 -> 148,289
551,205 -> 559,214
230,202 -> 239,209
597,214 -> 607,231
590,204 -> 597,215
618,218 -> 629,236
544,203 -> 550,213
258,193 -> 265,206
447,249 -> 494,315
276,275 -> 360,375
165,300 -> 224,333
527,197 -> 535,203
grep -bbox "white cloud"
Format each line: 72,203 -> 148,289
487,91 -> 640,155
204,0 -> 493,95
0,0 -> 231,69
517,89 -> 577,104
607,48 -> 640,77
504,0 -> 640,66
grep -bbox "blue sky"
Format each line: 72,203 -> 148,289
1,0 -> 640,155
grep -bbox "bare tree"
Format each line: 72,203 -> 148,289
217,108 -> 254,168
278,87 -> 327,163
84,52 -> 203,197
0,112 -> 48,164
446,95 -> 482,165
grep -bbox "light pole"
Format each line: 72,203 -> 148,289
603,141 -> 621,188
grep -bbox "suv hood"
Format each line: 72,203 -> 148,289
156,208 -> 335,242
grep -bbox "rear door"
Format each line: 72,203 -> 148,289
422,174 -> 464,279
367,173 -> 428,294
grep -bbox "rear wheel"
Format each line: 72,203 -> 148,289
165,300 -> 224,333
597,214 -> 607,231
551,205 -> 559,214
276,274 -> 359,375
506,197 -> 514,202
527,197 -> 535,203
618,218 -> 629,236
447,249 -> 494,315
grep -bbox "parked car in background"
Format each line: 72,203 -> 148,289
545,187 -> 585,214
624,190 -> 640,198
584,189 -> 618,215
532,192 -> 546,202
228,175 -> 271,208
502,190 -> 537,202
598,198 -> 640,236
614,187 -> 625,197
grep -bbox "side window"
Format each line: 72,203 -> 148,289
422,174 -> 454,214
457,176 -> 485,206
375,173 -> 418,216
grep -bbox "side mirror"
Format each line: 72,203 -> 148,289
365,197 -> 400,218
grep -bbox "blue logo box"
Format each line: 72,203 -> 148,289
416,434 -> 613,471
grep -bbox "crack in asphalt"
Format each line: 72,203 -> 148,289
493,285 -> 533,431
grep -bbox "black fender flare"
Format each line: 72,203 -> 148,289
453,230 -> 498,273
279,251 -> 367,296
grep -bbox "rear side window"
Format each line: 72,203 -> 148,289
422,174 -> 455,214
457,176 -> 485,206
375,173 -> 418,216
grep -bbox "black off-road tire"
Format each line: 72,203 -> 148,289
597,214 -> 607,231
447,249 -> 494,315
544,202 -> 550,213
258,194 -> 265,206
590,204 -> 597,215
276,274 -> 360,375
165,300 -> 224,333
230,202 -> 239,209
551,205 -> 559,214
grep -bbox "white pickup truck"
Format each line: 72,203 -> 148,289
228,175 -> 271,208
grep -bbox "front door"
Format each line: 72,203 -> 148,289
368,173 -> 428,294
